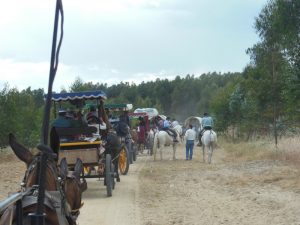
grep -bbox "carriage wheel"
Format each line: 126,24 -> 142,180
105,154 -> 113,197
118,144 -> 129,175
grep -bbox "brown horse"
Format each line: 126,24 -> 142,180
59,158 -> 87,222
0,134 -> 84,225
130,128 -> 144,154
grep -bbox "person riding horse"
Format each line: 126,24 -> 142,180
162,117 -> 178,142
198,112 -> 214,146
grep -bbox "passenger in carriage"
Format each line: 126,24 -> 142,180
116,110 -> 130,137
71,110 -> 88,128
85,106 -> 106,127
119,110 -> 131,128
86,105 -> 98,122
51,109 -> 72,128
51,109 -> 74,142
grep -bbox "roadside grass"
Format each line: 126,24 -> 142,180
219,136 -> 300,192
219,136 -> 300,166
219,138 -> 273,161
274,137 -> 300,166
220,136 -> 300,166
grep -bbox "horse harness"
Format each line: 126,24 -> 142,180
65,170 -> 86,221
20,155 -> 74,225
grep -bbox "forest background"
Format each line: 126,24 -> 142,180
0,0 -> 299,148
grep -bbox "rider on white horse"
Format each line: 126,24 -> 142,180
171,118 -> 179,127
198,112 -> 214,146
162,117 -> 178,142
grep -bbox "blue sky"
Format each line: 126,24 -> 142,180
0,0 -> 267,91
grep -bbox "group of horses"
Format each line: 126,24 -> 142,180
151,124 -> 217,164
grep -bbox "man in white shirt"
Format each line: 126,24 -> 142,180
184,124 -> 196,160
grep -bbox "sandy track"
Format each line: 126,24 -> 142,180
77,155 -> 149,225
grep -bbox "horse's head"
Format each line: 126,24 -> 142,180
59,158 -> 87,221
130,129 -> 138,143
9,133 -> 59,191
7,133 -> 63,224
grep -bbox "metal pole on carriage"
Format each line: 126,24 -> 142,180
29,0 -> 64,224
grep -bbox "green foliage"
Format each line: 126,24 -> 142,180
0,84 -> 43,148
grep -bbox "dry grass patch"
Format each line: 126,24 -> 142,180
220,136 -> 300,164
218,136 -> 300,192
220,138 -> 273,161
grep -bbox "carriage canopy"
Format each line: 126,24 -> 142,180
49,90 -> 107,101
184,116 -> 202,130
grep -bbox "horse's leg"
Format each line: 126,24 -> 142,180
202,145 -> 205,162
160,146 -> 163,160
172,143 -> 176,160
115,156 -> 120,182
208,143 -> 213,164
153,142 -> 157,161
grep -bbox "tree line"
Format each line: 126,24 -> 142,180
0,0 -> 299,148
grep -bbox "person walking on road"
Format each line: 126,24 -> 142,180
184,124 -> 196,160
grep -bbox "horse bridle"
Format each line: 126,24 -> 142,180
21,154 -> 60,190
21,154 -> 72,225
63,170 -> 86,220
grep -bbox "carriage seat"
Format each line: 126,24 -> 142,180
55,126 -> 97,137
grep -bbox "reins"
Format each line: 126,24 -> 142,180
31,0 -> 64,223
70,202 -> 84,213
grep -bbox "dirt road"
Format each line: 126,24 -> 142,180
77,154 -> 147,225
1,144 -> 300,225
77,144 -> 300,225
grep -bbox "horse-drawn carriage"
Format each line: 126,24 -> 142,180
104,103 -> 137,163
128,112 -> 150,155
184,116 -> 202,141
50,90 -> 130,197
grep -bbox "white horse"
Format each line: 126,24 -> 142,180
153,130 -> 179,160
146,128 -> 155,155
201,130 -> 217,164
173,124 -> 183,142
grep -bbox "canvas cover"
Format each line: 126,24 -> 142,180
184,116 -> 202,130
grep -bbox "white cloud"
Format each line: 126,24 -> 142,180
0,59 -> 73,91
0,0 -> 266,91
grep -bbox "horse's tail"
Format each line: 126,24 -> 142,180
212,131 -> 217,147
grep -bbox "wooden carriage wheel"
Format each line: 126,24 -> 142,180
118,145 -> 129,175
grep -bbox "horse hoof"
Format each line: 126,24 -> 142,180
117,177 -> 120,182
